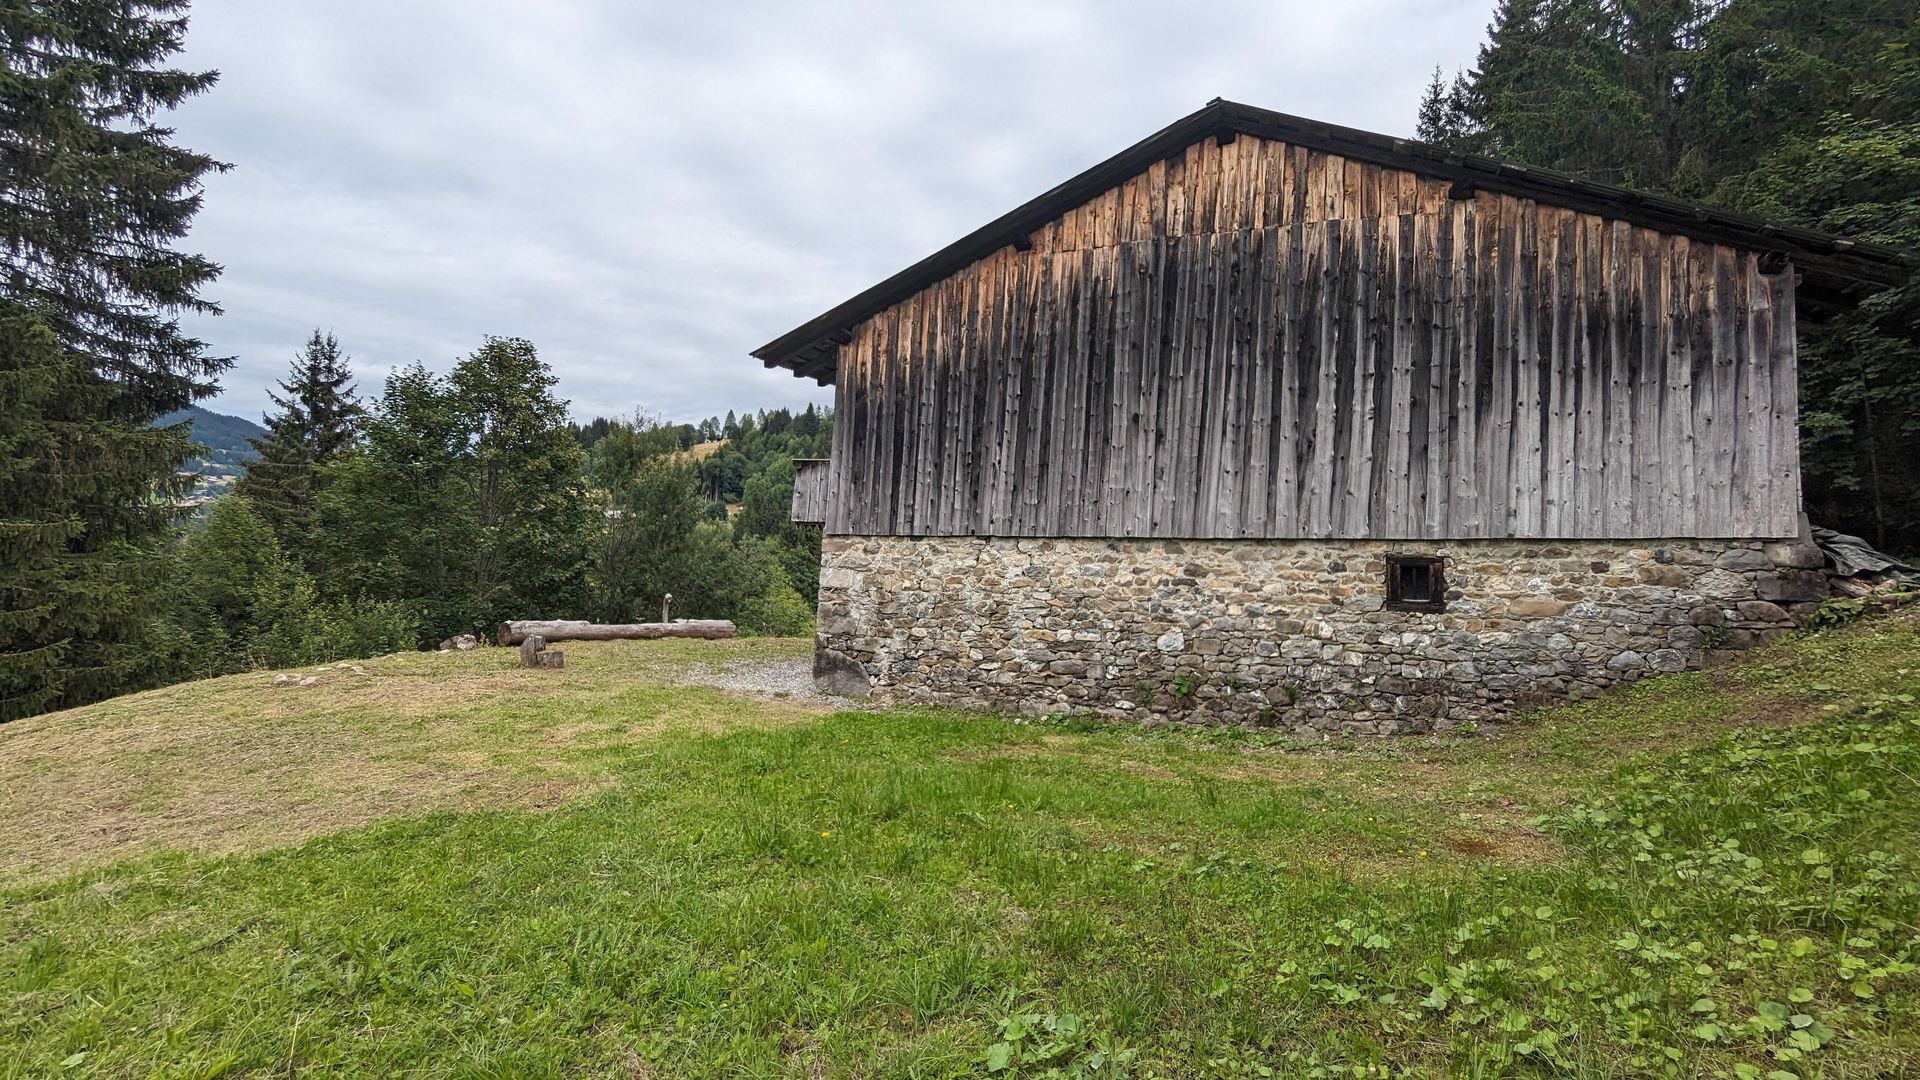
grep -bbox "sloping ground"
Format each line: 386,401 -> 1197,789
0,613 -> 1916,1077
0,638 -> 823,882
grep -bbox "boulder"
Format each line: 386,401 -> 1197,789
438,633 -> 478,652
814,647 -> 872,697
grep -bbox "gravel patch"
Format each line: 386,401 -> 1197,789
680,653 -> 858,711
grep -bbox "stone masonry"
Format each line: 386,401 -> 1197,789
812,535 -> 1830,734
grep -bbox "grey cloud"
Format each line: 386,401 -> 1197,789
173,0 -> 1490,424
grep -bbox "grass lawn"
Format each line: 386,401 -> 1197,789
2,616 -> 1918,1077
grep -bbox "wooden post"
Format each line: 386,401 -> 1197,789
518,634 -> 564,669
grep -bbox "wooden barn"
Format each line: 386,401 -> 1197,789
755,100 -> 1912,731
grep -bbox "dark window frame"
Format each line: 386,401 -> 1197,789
1384,555 -> 1448,612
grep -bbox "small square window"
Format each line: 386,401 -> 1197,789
1385,555 -> 1448,612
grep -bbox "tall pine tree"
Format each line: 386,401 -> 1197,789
236,330 -> 363,553
0,2 -> 226,721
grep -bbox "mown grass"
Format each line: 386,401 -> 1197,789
2,614 -> 1918,1077
0,637 -> 822,881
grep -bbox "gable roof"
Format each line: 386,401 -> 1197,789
754,98 -> 1916,384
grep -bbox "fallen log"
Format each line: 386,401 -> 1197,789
496,619 -> 737,646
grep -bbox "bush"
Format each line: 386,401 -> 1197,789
735,578 -> 815,638
158,496 -> 420,675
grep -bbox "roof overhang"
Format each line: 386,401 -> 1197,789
753,99 -> 1916,385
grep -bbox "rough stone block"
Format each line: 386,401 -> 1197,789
1637,564 -> 1694,587
1508,598 -> 1571,618
1734,600 -> 1791,624
813,647 -> 871,697
1713,549 -> 1772,571
1754,569 -> 1829,603
1762,541 -> 1825,570
1648,649 -> 1688,673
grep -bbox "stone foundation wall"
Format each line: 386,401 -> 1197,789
812,535 -> 1828,734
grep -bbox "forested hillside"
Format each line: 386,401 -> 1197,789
158,405 -> 264,476
132,332 -> 833,694
1419,0 -> 1920,553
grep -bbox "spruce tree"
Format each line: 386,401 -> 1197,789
236,330 -> 363,552
0,2 -> 225,720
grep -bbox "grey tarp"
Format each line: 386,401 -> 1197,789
1812,527 -> 1919,580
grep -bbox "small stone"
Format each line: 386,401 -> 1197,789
1648,649 -> 1687,673
1653,548 -> 1675,564
1508,598 -> 1571,618
1605,651 -> 1645,672
1156,630 -> 1185,653
1048,659 -> 1089,675
297,676 -> 319,687
272,673 -> 294,687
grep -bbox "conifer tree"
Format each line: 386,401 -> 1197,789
0,2 -> 225,720
236,330 -> 363,552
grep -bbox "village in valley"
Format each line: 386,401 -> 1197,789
3,1 -> 1919,1076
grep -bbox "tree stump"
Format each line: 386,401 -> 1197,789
518,634 -> 565,669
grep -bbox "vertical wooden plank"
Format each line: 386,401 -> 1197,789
1767,263 -> 1800,536
1665,236 -> 1695,535
1357,162 -> 1381,221
1708,244 -> 1739,535
1322,152 -> 1345,221
1312,220 -> 1347,535
1451,196 -> 1481,536
1243,226 -> 1275,535
1480,195 -> 1513,537
1386,211 -> 1416,536
1166,152 -> 1189,238
1422,202 -> 1454,536
1344,216 -> 1382,535
1742,254 -> 1775,534
1512,199 -> 1542,536
1273,220 -> 1305,534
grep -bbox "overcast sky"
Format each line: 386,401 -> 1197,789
173,0 -> 1492,425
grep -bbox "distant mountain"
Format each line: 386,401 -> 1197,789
158,404 -> 265,482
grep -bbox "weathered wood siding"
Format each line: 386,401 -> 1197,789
824,136 -> 1800,539
791,458 -> 829,524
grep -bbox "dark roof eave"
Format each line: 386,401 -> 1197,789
753,99 -> 1915,381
